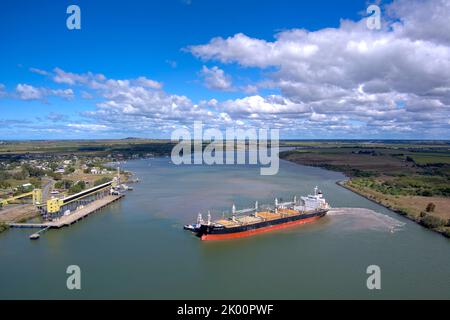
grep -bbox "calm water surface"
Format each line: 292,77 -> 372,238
0,158 -> 449,299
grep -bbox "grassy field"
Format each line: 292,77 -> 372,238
281,149 -> 417,177
344,180 -> 450,219
408,155 -> 450,165
1,139 -> 449,236
0,139 -> 175,157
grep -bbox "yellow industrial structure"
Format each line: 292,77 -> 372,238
46,180 -> 116,214
2,168 -> 121,218
0,189 -> 42,207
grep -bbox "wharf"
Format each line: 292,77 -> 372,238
9,195 -> 124,238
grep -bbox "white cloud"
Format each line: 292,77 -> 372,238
47,112 -> 68,122
53,67 -> 106,86
387,0 -> 450,45
81,91 -> 94,99
221,95 -> 309,115
133,76 -> 162,89
7,0 -> 450,138
199,66 -> 233,91
67,123 -> 111,131
186,0 -> 450,137
242,85 -> 258,94
51,88 -> 75,100
70,71 -> 219,133
29,67 -> 50,76
16,84 -> 74,101
10,67 -> 213,134
16,84 -> 43,100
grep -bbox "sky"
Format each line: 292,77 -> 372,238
0,0 -> 449,140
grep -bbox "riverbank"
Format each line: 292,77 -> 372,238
280,148 -> 450,239
337,180 -> 450,238
0,205 -> 39,225
0,221 -> 9,233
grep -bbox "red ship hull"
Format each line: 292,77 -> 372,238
201,214 -> 323,241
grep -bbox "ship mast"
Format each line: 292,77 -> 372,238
197,213 -> 204,225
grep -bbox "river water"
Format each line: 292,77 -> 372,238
0,158 -> 449,299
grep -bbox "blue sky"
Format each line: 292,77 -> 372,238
1,0 -> 450,139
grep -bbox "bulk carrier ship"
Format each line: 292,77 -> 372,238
184,187 -> 330,240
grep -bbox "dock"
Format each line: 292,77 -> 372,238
9,194 -> 124,238
29,226 -> 50,240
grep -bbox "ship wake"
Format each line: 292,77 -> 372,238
328,208 -> 406,233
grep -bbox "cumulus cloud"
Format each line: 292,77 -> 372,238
16,84 -> 44,100
81,91 -> 94,99
29,67 -> 49,76
47,112 -> 68,122
53,68 -> 106,86
6,0 -> 450,138
67,123 -> 112,131
43,68 -> 217,134
387,0 -> 450,45
15,84 -> 74,101
187,0 -> 450,136
220,95 -> 309,115
133,76 -> 162,89
199,66 -> 233,91
84,87 -> 216,133
13,66 -> 213,134
52,67 -> 163,91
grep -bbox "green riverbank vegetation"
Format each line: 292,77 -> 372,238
280,141 -> 450,238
